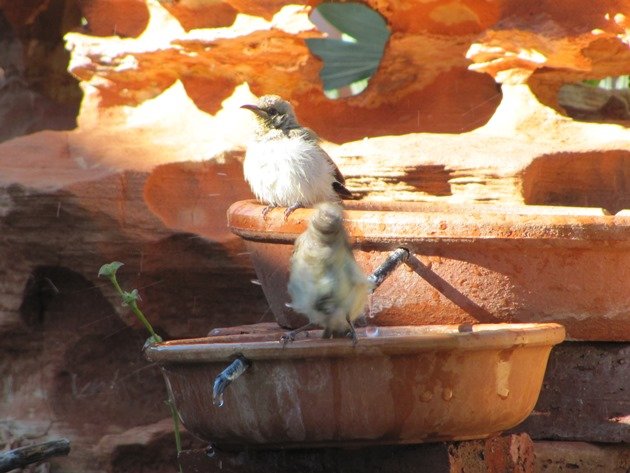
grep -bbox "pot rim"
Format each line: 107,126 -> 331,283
144,323 -> 565,363
227,200 -> 630,246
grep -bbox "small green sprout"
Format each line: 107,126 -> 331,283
97,261 -> 124,279
98,261 -> 162,345
98,261 -> 180,471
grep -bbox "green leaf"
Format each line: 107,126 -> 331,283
145,334 -> 163,346
142,334 -> 163,350
320,64 -> 378,90
98,261 -> 124,279
317,3 -> 389,44
306,38 -> 386,91
306,38 -> 384,58
582,79 -> 599,87
121,288 -> 140,306
307,3 -> 390,92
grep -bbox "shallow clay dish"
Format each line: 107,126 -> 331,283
227,200 -> 630,341
145,322 -> 565,449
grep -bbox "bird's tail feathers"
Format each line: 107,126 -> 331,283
333,181 -> 356,200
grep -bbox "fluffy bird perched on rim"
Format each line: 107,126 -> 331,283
285,202 -> 373,343
241,95 -> 352,218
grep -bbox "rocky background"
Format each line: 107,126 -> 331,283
0,0 -> 628,472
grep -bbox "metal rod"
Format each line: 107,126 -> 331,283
368,247 -> 410,291
212,355 -> 251,407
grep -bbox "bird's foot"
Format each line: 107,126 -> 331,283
280,331 -> 297,347
283,203 -> 302,220
261,205 -> 277,218
280,322 -> 316,346
321,328 -> 333,339
346,316 -> 358,346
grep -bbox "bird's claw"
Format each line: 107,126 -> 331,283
284,203 -> 302,220
280,331 -> 297,347
346,317 -> 358,346
262,205 -> 276,218
282,323 -> 316,346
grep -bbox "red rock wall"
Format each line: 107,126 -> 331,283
0,1 -> 628,472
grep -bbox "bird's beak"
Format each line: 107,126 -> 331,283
241,104 -> 268,118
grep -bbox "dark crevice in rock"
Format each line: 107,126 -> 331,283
522,151 -> 630,214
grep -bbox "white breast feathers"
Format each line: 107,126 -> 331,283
244,135 -> 339,207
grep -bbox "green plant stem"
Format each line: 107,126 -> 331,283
109,274 -> 160,341
108,273 -> 124,295
166,399 -> 183,473
128,300 -> 159,340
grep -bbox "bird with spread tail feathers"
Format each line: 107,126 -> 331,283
284,202 -> 372,344
241,95 -> 352,218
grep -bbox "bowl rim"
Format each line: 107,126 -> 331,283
144,323 -> 566,363
227,200 -> 630,246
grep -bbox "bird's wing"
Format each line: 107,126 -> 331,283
324,152 -> 346,184
293,127 -> 354,199
319,146 -> 354,199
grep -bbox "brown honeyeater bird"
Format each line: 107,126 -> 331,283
241,95 -> 353,218
285,202 -> 373,343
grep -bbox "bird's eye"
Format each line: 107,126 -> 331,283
267,107 -> 278,116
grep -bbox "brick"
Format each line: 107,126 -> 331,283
450,433 -> 534,473
535,441 -> 630,472
515,342 -> 630,442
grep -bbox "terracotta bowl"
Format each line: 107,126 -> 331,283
145,322 -> 565,449
227,200 -> 630,341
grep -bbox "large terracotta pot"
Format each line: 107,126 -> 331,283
227,200 -> 630,341
145,322 -> 565,448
